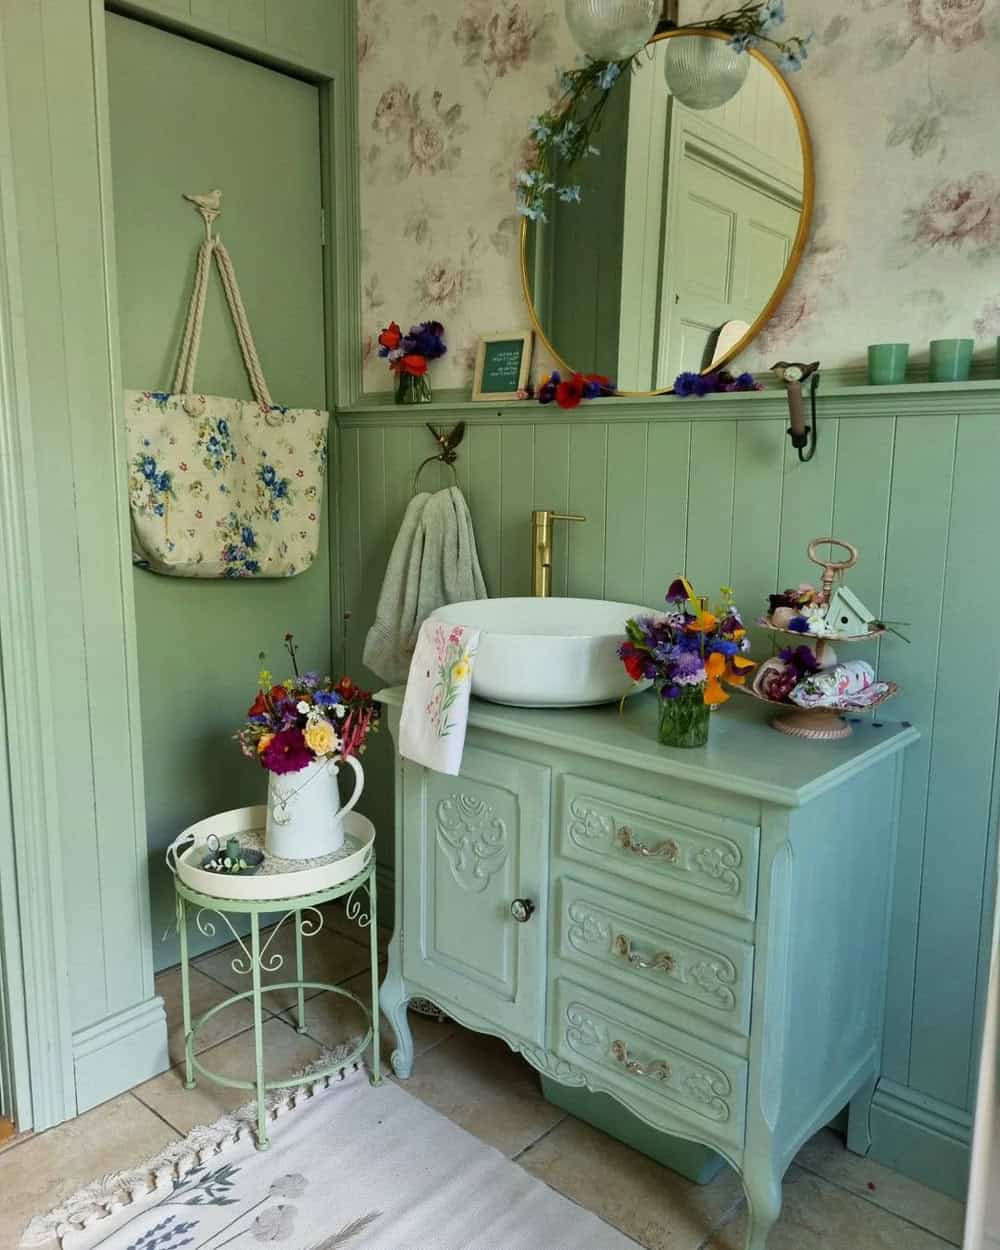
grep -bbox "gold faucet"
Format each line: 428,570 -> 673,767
530,509 -> 585,597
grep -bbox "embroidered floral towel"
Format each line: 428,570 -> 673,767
398,620 -> 480,776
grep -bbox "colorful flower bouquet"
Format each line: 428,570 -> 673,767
537,370 -> 616,408
378,319 -> 446,405
620,580 -> 754,747
236,635 -> 380,775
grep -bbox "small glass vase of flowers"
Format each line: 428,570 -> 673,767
619,580 -> 755,748
236,635 -> 380,859
378,319 -> 447,405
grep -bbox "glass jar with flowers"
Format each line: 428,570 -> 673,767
377,319 -> 447,404
236,634 -> 380,859
619,580 -> 755,748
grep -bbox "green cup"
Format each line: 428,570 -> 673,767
928,338 -> 973,382
867,343 -> 909,385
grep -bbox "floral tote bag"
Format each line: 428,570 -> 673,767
125,235 -> 328,578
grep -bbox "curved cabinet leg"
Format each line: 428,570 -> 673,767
379,936 -> 413,1079
846,1070 -> 878,1156
742,1158 -> 783,1250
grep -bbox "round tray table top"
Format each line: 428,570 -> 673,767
170,804 -> 375,903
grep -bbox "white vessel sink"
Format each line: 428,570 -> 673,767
427,597 -> 650,708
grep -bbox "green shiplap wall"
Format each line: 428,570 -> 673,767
337,385 -> 1000,1194
107,12 -> 331,972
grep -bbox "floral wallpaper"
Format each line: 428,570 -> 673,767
358,0 -> 1000,392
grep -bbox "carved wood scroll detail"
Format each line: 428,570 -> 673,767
436,793 -> 508,893
564,1002 -> 733,1123
566,796 -> 743,897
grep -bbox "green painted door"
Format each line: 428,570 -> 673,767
107,14 -> 329,969
401,747 -> 551,1044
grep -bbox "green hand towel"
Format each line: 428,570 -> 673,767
363,486 -> 488,684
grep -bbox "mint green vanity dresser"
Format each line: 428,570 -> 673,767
377,688 -> 917,1250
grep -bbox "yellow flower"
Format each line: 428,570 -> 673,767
257,733 -> 274,755
451,655 -> 471,683
304,718 -> 338,757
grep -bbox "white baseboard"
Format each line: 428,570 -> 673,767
72,996 -> 169,1112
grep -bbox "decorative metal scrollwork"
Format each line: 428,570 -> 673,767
194,905 -> 324,976
346,882 -> 373,928
613,933 -> 675,974
610,1039 -> 671,1082
616,825 -> 680,862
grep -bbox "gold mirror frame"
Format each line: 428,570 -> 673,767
518,28 -> 815,397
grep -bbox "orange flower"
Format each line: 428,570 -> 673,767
725,655 -> 756,686
704,652 -> 730,705
686,610 -> 718,634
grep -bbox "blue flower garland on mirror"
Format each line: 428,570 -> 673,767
516,1 -> 811,223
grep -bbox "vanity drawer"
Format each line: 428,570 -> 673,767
558,775 -> 760,920
553,978 -> 747,1153
556,876 -> 753,1036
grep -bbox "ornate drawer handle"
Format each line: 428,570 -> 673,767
611,1039 -> 671,1082
614,933 -> 675,974
616,826 -> 679,863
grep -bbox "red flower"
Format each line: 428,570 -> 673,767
399,354 -> 428,376
247,691 -> 268,718
555,372 -> 585,409
378,321 -> 402,350
623,652 -> 645,681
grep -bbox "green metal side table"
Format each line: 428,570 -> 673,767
168,807 -> 381,1150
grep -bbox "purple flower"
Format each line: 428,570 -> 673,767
779,645 -> 821,677
661,684 -> 682,700
300,671 -> 320,688
673,371 -> 707,398
787,615 -> 811,633
665,579 -> 690,603
314,690 -> 342,708
537,371 -> 560,404
261,727 -> 314,775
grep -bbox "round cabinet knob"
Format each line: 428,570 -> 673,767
510,898 -> 535,924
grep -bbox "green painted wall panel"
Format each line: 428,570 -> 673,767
879,414 -> 957,1087
106,13 -> 330,970
604,425 -> 649,607
686,418 -> 737,596
567,423 -> 608,599
641,421 -> 690,607
909,412 -> 1000,1105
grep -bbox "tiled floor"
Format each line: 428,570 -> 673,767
0,911 -> 966,1250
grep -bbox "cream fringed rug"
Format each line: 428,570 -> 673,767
22,1050 -> 641,1250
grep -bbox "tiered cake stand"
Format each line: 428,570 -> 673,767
738,537 -> 898,741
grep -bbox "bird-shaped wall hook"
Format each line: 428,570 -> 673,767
183,189 -> 223,238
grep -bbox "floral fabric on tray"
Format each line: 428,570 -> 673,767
126,390 -> 328,578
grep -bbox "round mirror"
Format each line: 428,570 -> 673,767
520,30 -> 813,395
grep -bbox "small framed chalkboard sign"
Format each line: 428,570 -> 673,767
472,330 -> 533,401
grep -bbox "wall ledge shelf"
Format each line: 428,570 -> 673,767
337,375 -> 1000,427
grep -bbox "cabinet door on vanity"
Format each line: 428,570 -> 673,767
400,746 -> 551,1044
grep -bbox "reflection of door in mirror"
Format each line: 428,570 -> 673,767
522,34 -> 809,394
657,56 -> 803,387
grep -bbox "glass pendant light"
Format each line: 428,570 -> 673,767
662,34 -> 751,110
564,0 -> 660,61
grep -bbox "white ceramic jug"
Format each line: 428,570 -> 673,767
264,755 -> 364,860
